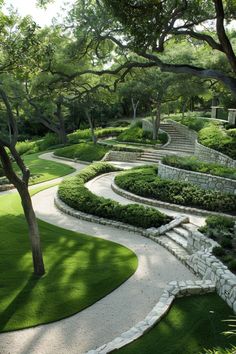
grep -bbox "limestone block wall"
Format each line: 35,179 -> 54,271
103,150 -> 141,162
187,230 -> 218,253
195,140 -> 236,168
159,162 -> 236,195
188,251 -> 236,311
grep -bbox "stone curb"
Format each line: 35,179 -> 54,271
86,280 -> 215,354
111,180 -> 236,219
54,195 -> 188,242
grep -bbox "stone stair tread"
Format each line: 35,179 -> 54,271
165,230 -> 188,249
182,223 -> 199,233
158,235 -> 189,257
173,226 -> 190,239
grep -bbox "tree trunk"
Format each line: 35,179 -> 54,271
131,98 -> 139,121
0,145 -> 45,276
182,99 -> 188,118
56,98 -> 67,145
18,185 -> 45,276
85,109 -> 97,144
153,100 -> 161,140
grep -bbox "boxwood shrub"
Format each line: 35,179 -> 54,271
58,163 -> 171,229
162,155 -> 236,180
114,166 -> 236,213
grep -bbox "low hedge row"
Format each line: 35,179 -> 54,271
58,163 -> 171,229
54,143 -> 109,162
162,155 -> 236,180
117,124 -> 168,145
114,166 -> 236,213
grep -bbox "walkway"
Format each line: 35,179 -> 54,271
0,153 -> 197,354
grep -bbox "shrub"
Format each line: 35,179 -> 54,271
117,125 -> 167,145
58,163 -> 171,229
54,143 -> 109,162
68,127 -> 127,144
162,155 -> 236,180
169,114 -> 209,131
114,166 -> 236,213
220,238 -> 233,249
198,123 -> 236,159
16,140 -> 39,155
205,216 -> 235,230
212,246 -> 225,257
228,259 -> 236,271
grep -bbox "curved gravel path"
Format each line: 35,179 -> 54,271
0,153 -> 197,354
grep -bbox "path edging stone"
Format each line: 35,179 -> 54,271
86,280 -> 215,354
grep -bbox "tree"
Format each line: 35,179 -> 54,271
0,13 -> 46,276
65,0 -> 236,99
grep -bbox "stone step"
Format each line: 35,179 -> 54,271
165,230 -> 188,249
173,226 -> 190,239
164,146 -> 194,152
137,157 -> 160,163
158,235 -> 189,258
182,223 -> 199,233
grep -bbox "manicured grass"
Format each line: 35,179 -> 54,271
117,294 -> 236,354
15,152 -> 75,185
0,186 -> 138,332
54,142 -> 110,162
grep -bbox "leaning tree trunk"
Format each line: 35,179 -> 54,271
0,145 -> 45,276
18,184 -> 45,276
56,99 -> 68,145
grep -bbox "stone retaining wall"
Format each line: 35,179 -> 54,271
187,230 -> 218,253
188,251 -> 236,311
103,150 -> 141,162
87,280 -> 215,354
0,184 -> 14,192
159,162 -> 236,195
195,140 -> 236,168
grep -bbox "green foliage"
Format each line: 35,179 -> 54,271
54,143 -> 109,162
200,216 -> 235,272
162,156 -> 236,180
115,166 -> 236,213
68,127 -> 127,144
117,125 -> 167,145
58,163 -> 171,229
212,246 -> 225,257
169,114 -> 210,132
199,123 -> 236,159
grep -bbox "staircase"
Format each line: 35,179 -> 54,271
159,223 -> 198,259
160,122 -> 195,154
137,121 -> 195,164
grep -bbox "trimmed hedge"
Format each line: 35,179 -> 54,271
114,166 -> 236,213
117,125 -> 168,145
199,216 -> 236,272
58,163 -> 171,229
162,155 -> 236,180
54,143 -> 109,162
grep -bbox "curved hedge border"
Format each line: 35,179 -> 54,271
58,162 -> 171,229
114,166 -> 236,213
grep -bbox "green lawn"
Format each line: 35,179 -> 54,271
15,152 -> 75,185
117,294 -> 236,354
0,186 -> 138,332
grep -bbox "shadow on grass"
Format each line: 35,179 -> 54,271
0,213 -> 137,332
